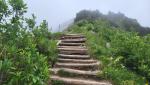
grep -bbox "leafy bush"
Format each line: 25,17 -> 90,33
0,0 -> 58,84
0,29 -> 49,85
30,20 -> 58,67
67,19 -> 149,84
51,80 -> 65,85
103,67 -> 145,85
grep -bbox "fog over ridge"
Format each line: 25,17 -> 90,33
24,0 -> 150,31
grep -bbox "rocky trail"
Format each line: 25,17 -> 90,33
50,34 -> 112,85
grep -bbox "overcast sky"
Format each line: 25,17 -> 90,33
25,0 -> 150,32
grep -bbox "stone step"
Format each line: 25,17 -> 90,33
58,54 -> 90,59
55,62 -> 100,70
58,58 -> 97,63
50,68 -> 99,77
61,38 -> 86,43
59,43 -> 85,46
51,76 -> 112,85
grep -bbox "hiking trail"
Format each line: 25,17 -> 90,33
50,34 -> 112,85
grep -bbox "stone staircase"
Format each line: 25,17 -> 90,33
50,34 -> 112,85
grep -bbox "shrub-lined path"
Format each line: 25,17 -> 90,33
50,34 -> 112,85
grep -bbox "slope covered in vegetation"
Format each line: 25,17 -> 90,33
66,19 -> 150,84
74,10 -> 150,35
1,0 -> 150,85
0,0 -> 61,84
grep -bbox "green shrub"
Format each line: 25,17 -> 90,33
0,0 -> 58,84
0,32 -> 49,85
66,19 -> 149,84
103,67 -> 145,85
51,32 -> 63,39
51,80 -> 65,85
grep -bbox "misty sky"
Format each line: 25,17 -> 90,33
24,0 -> 150,31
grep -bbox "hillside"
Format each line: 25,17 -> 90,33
1,0 -> 150,85
65,18 -> 150,84
74,10 -> 150,35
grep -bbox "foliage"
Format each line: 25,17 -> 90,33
67,19 -> 149,84
103,67 -> 145,85
51,80 -> 65,85
74,10 -> 150,35
0,0 -> 58,85
50,32 -> 63,40
74,10 -> 103,22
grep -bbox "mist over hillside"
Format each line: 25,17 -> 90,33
74,10 -> 150,35
56,19 -> 74,32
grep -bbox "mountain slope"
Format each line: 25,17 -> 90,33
74,10 -> 150,35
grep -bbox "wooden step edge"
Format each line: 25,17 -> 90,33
59,43 -> 85,46
65,34 -> 84,36
50,75 -> 112,85
50,68 -> 99,76
60,50 -> 88,55
55,62 -> 100,67
57,46 -> 86,49
61,39 -> 86,43
61,36 -> 85,39
61,35 -> 85,37
61,38 -> 86,41
58,54 -> 90,59
58,58 -> 97,63
57,48 -> 88,51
